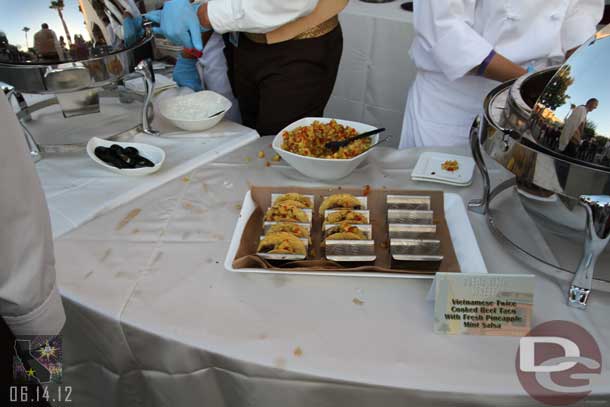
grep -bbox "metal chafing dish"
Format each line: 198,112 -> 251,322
470,24 -> 610,309
0,0 -> 160,160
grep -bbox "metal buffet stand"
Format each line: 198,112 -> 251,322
470,24 -> 610,309
0,0 -> 159,161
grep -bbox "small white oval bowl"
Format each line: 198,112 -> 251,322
159,90 -> 232,132
272,118 -> 380,181
86,137 -> 165,176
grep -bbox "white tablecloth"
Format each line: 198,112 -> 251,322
326,1 -> 416,147
45,137 -> 610,406
38,121 -> 258,238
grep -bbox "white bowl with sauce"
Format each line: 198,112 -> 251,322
159,90 -> 232,132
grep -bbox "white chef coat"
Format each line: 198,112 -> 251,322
559,105 -> 588,151
0,94 -> 65,336
207,0 -> 318,34
399,0 -> 604,148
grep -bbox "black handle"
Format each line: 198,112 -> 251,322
349,128 -> 386,144
326,127 -> 386,150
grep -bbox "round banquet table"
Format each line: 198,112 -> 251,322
47,136 -> 610,406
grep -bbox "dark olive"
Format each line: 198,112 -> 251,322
110,144 -> 124,154
95,144 -> 155,170
135,157 -> 155,168
95,147 -> 129,169
124,147 -> 139,157
112,149 -> 136,167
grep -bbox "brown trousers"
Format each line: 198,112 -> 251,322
232,25 -> 343,136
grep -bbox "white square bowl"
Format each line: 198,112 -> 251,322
272,117 -> 380,181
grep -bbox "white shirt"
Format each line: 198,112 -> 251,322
207,0 -> 318,34
0,94 -> 65,336
559,105 -> 588,151
410,0 -> 604,81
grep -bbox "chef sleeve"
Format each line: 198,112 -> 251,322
561,0 -> 604,53
413,0 -> 494,81
207,0 -> 319,34
0,94 -> 65,336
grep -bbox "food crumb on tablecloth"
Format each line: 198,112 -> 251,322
265,161 -> 271,167
100,248 -> 112,262
352,298 -> 365,306
293,347 -> 303,357
151,251 -> 164,266
272,154 -> 281,162
274,357 -> 286,369
116,208 -> 142,231
182,176 -> 190,183
258,150 -> 265,159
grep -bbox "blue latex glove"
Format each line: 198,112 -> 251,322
123,15 -> 144,48
145,0 -> 204,51
173,55 -> 203,92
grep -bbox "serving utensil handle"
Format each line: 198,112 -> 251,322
568,195 -> 610,309
350,128 -> 385,143
135,60 -> 160,137
468,116 -> 490,214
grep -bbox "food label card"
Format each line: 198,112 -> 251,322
433,273 -> 535,336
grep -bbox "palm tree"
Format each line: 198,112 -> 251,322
22,27 -> 30,49
49,0 -> 72,46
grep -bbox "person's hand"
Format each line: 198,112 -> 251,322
145,0 -> 204,51
172,55 -> 203,92
123,15 -> 144,48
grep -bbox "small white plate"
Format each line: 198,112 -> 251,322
224,190 -> 487,279
412,152 -> 475,186
411,176 -> 473,187
86,137 -> 165,176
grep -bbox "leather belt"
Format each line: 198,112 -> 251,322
244,15 -> 339,45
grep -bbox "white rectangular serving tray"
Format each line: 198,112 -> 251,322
224,191 -> 488,279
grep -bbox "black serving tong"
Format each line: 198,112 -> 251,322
325,128 -> 386,152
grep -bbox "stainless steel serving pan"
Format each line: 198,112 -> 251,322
470,24 -> 610,308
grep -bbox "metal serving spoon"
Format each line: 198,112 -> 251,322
325,128 -> 386,152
